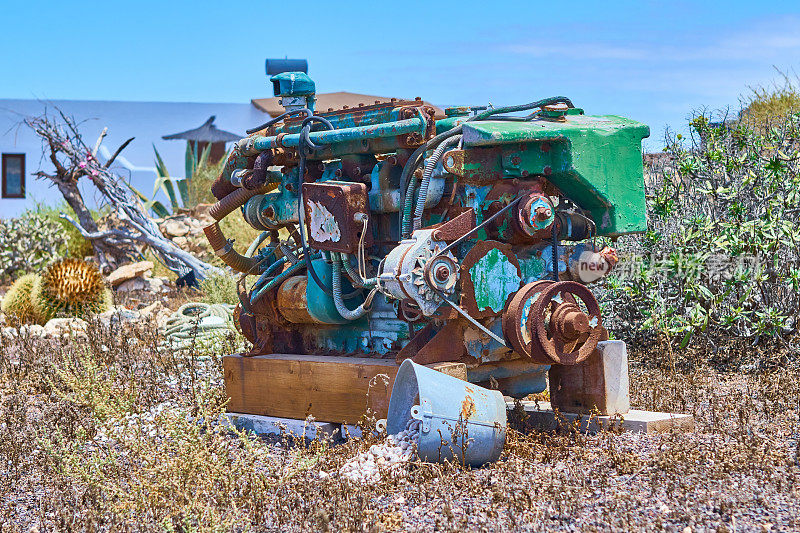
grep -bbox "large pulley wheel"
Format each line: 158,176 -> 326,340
503,280 -> 603,365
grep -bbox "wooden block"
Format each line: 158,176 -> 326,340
549,340 -> 630,415
224,353 -> 399,423
509,400 -> 694,434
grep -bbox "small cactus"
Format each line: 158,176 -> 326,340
1,273 -> 42,323
32,259 -> 112,322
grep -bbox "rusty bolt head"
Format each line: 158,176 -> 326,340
511,155 -> 521,166
544,166 -> 552,176
435,265 -> 450,282
263,206 -> 276,219
415,96 -> 422,101
535,206 -> 552,221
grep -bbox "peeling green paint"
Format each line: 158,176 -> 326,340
469,248 -> 522,312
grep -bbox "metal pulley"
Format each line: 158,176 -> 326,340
502,280 -> 603,365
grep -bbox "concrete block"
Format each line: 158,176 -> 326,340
224,412 -> 338,440
509,400 -> 694,434
549,340 -> 630,415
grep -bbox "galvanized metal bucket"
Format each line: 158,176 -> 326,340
387,360 -> 507,467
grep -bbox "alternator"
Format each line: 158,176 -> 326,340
379,229 -> 459,316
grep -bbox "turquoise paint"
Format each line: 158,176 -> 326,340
469,248 -> 522,313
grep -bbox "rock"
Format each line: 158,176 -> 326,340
99,306 -> 140,325
173,236 -> 189,248
116,277 -> 149,293
162,218 -> 190,238
107,261 -> 154,287
43,317 -> 88,338
138,301 -> 165,319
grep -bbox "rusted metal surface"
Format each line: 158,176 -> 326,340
460,240 -> 522,319
276,276 -> 323,324
301,181 -> 371,253
431,209 -> 476,241
529,281 -> 603,365
411,320 -> 466,365
501,280 -> 552,363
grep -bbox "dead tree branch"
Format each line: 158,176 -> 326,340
26,109 -> 221,280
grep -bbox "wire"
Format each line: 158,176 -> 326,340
246,108 -> 313,134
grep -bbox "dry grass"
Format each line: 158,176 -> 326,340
1,313 -> 798,531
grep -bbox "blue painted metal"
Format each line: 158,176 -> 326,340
270,72 -> 315,97
265,58 -> 308,76
467,360 -> 550,398
388,360 -> 506,466
305,258 -> 356,325
251,116 -> 426,152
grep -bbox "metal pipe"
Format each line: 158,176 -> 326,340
251,116 -> 427,152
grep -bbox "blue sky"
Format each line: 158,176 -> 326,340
2,1 -> 799,149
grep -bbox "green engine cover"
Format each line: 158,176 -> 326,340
453,113 -> 650,236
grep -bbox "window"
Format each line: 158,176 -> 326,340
2,154 -> 25,199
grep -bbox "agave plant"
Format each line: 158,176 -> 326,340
131,143 -> 214,217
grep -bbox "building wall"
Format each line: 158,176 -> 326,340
0,99 -> 265,218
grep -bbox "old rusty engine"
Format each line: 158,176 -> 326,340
206,72 -> 649,399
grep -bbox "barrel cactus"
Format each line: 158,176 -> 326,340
1,273 -> 42,323
32,259 -> 112,322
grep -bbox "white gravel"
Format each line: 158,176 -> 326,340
340,418 -> 421,483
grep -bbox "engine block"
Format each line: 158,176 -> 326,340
206,71 -> 649,399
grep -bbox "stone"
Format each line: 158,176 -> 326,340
99,306 -> 140,325
43,317 -> 88,338
138,301 -> 164,319
116,277 -> 149,293
172,236 -> 189,248
107,261 -> 154,287
509,400 -> 694,434
223,413 -> 338,440
162,218 -> 190,238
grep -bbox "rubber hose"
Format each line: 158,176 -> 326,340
247,151 -> 273,190
341,253 -> 377,288
412,134 -> 462,232
331,254 -> 370,321
246,108 -> 312,135
398,125 -> 462,235
296,119 -> 336,296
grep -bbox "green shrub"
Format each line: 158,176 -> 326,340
740,74 -> 800,127
605,109 -> 800,364
199,273 -> 239,306
0,210 -> 68,279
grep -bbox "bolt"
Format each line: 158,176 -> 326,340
511,155 -> 521,166
544,166 -> 552,176
521,170 -> 530,177
415,96 -> 422,101
535,206 -> 552,221
263,206 -> 275,219
435,265 -> 450,282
